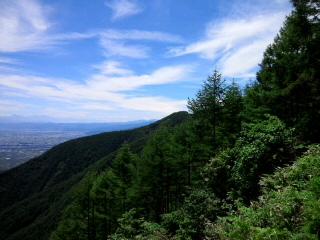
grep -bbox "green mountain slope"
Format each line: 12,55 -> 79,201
0,111 -> 189,240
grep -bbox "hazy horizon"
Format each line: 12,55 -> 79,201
0,114 -> 157,123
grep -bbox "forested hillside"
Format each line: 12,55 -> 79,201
1,0 -> 319,239
0,112 -> 189,240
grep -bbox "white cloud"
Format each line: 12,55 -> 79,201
0,1 -> 95,53
0,0 -> 180,56
123,96 -> 185,113
38,106 -> 177,122
0,57 -> 18,65
100,39 -> 149,58
169,12 -> 289,77
51,31 -> 98,41
0,0 -> 52,52
105,0 -> 142,20
93,61 -> 133,76
220,38 -> 274,78
99,29 -> 182,58
0,99 -> 27,116
102,29 -> 182,43
88,64 -> 192,92
273,0 -> 290,5
0,63 -> 192,119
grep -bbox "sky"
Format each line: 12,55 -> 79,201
0,0 -> 292,122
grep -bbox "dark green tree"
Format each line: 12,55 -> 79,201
133,128 -> 181,220
90,170 -> 118,239
111,143 -> 137,212
254,0 -> 320,142
221,81 -> 243,145
50,174 -> 96,240
188,70 -> 226,154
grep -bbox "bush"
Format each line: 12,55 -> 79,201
203,115 -> 296,202
205,145 -> 320,240
108,209 -> 167,240
161,189 -> 228,239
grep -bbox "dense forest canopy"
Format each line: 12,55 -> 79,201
1,0 -> 319,239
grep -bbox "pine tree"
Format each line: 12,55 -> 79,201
255,0 -> 320,142
111,143 -> 137,212
187,70 -> 225,154
221,81 -> 243,145
134,128 -> 178,220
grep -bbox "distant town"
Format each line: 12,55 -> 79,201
0,120 -> 152,171
0,130 -> 84,170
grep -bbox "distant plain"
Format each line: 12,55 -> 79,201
0,120 -> 152,170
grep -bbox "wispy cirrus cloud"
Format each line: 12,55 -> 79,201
0,0 -> 51,52
0,63 -> 192,119
0,0 -> 188,120
100,39 -> 149,58
169,11 -> 289,77
0,0 -> 97,53
0,57 -> 19,65
0,99 -> 28,116
0,56 -> 21,73
102,29 -> 183,43
105,0 -> 142,21
88,63 -> 192,92
0,0 -> 181,59
99,29 -> 182,58
220,38 -> 275,78
93,61 -> 133,76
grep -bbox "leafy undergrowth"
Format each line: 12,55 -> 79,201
205,145 -> 320,240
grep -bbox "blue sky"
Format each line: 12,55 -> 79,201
0,0 -> 292,122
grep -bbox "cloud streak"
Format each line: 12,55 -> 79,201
0,0 -> 51,52
169,11 -> 289,77
99,29 -> 182,58
0,63 -> 192,119
102,29 -> 183,43
105,0 -> 142,20
100,39 -> 149,58
0,0 -> 95,53
0,0 -> 182,60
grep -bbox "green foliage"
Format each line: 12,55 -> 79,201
51,144 -> 142,239
241,82 -> 270,123
132,127 -> 187,220
188,71 -> 244,153
108,209 -> 167,240
201,148 -> 235,199
221,81 -> 244,146
206,145 -> 320,240
251,0 -> 320,142
162,189 -> 228,239
231,115 -> 295,200
203,115 -> 295,201
0,122 -> 165,240
187,70 -> 226,152
109,143 -> 138,212
50,174 -> 96,240
5,112 -> 188,240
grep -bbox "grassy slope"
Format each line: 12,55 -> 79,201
0,111 -> 189,240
